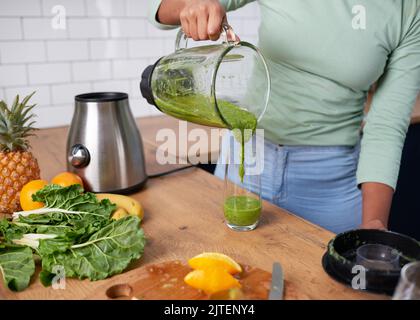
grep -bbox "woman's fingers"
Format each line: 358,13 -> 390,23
187,8 -> 199,40
180,10 -> 190,38
197,8 -> 209,40
179,0 -> 226,41
208,4 -> 224,40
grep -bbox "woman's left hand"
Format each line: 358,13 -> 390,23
360,219 -> 387,230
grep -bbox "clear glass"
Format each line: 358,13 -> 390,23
223,132 -> 263,231
150,28 -> 270,129
356,244 -> 400,271
393,262 -> 420,300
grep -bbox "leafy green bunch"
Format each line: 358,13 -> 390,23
0,185 -> 146,291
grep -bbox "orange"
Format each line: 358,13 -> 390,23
188,252 -> 242,274
184,269 -> 241,294
19,179 -> 49,211
51,172 -> 83,188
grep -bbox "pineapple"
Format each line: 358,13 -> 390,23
0,92 -> 40,214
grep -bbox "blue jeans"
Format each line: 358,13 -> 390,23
215,136 -> 362,234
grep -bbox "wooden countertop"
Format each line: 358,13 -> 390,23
0,115 -> 384,300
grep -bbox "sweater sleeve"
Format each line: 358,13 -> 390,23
148,0 -> 256,29
356,2 -> 420,190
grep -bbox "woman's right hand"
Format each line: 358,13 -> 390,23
158,0 -> 229,41
178,0 -> 227,41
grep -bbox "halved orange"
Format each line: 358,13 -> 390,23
188,252 -> 242,274
184,268 -> 241,294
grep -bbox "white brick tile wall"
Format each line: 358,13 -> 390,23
72,61 -> 111,81
112,59 -> 148,79
130,79 -> 140,98
126,0 -> 148,17
87,0 -> 126,17
47,40 -> 89,61
68,18 -> 108,39
28,63 -> 71,84
0,19 -> 23,40
5,85 -> 51,106
0,0 -> 42,17
23,18 -> 68,39
35,104 -> 75,128
0,0 -> 260,128
110,19 -> 146,38
93,80 -> 131,93
0,41 -> 46,63
51,82 -> 92,104
128,39 -> 164,59
0,65 -> 27,86
90,40 -> 128,59
41,0 -> 86,17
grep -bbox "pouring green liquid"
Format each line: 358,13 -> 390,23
154,94 -> 257,182
154,94 -> 261,229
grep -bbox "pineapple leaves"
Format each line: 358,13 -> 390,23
0,92 -> 37,152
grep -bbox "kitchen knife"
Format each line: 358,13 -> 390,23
268,262 -> 284,300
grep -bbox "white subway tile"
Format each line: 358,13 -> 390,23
130,79 -> 140,98
130,97 -> 161,118
0,65 -> 27,86
112,59 -> 148,79
87,0 -> 126,17
128,39 -> 164,59
72,61 -> 111,81
89,40 -> 127,59
42,0 -> 85,16
51,82 -> 91,104
146,23 -> 178,38
110,19 -> 146,38
34,104 -> 74,128
5,85 -> 51,106
92,80 -> 130,93
47,40 -> 88,61
0,0 -> 42,16
23,18 -> 67,39
28,63 -> 71,84
0,18 -> 22,40
68,18 -> 108,39
126,0 -> 148,17
0,41 -> 46,63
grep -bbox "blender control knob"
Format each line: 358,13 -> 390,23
68,144 -> 90,168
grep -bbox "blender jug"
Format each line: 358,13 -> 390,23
140,24 -> 270,130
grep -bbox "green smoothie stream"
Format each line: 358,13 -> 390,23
155,94 -> 262,227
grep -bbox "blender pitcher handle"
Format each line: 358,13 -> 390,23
175,22 -> 239,51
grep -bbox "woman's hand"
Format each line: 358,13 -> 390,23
360,219 -> 387,230
360,182 -> 393,230
158,0 -> 227,41
179,0 -> 227,40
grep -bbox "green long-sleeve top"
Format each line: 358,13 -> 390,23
148,0 -> 420,189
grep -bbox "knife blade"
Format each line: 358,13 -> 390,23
268,262 -> 284,300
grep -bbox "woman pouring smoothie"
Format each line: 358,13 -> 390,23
148,0 -> 420,233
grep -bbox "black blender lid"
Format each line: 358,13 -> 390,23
75,92 -> 128,102
322,229 -> 420,296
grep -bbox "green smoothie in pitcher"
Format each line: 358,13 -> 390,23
154,94 -> 257,182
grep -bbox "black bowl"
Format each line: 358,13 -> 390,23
322,229 -> 420,295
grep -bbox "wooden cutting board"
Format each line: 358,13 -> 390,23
88,260 -> 308,300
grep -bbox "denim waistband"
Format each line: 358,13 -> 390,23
264,139 -> 359,153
